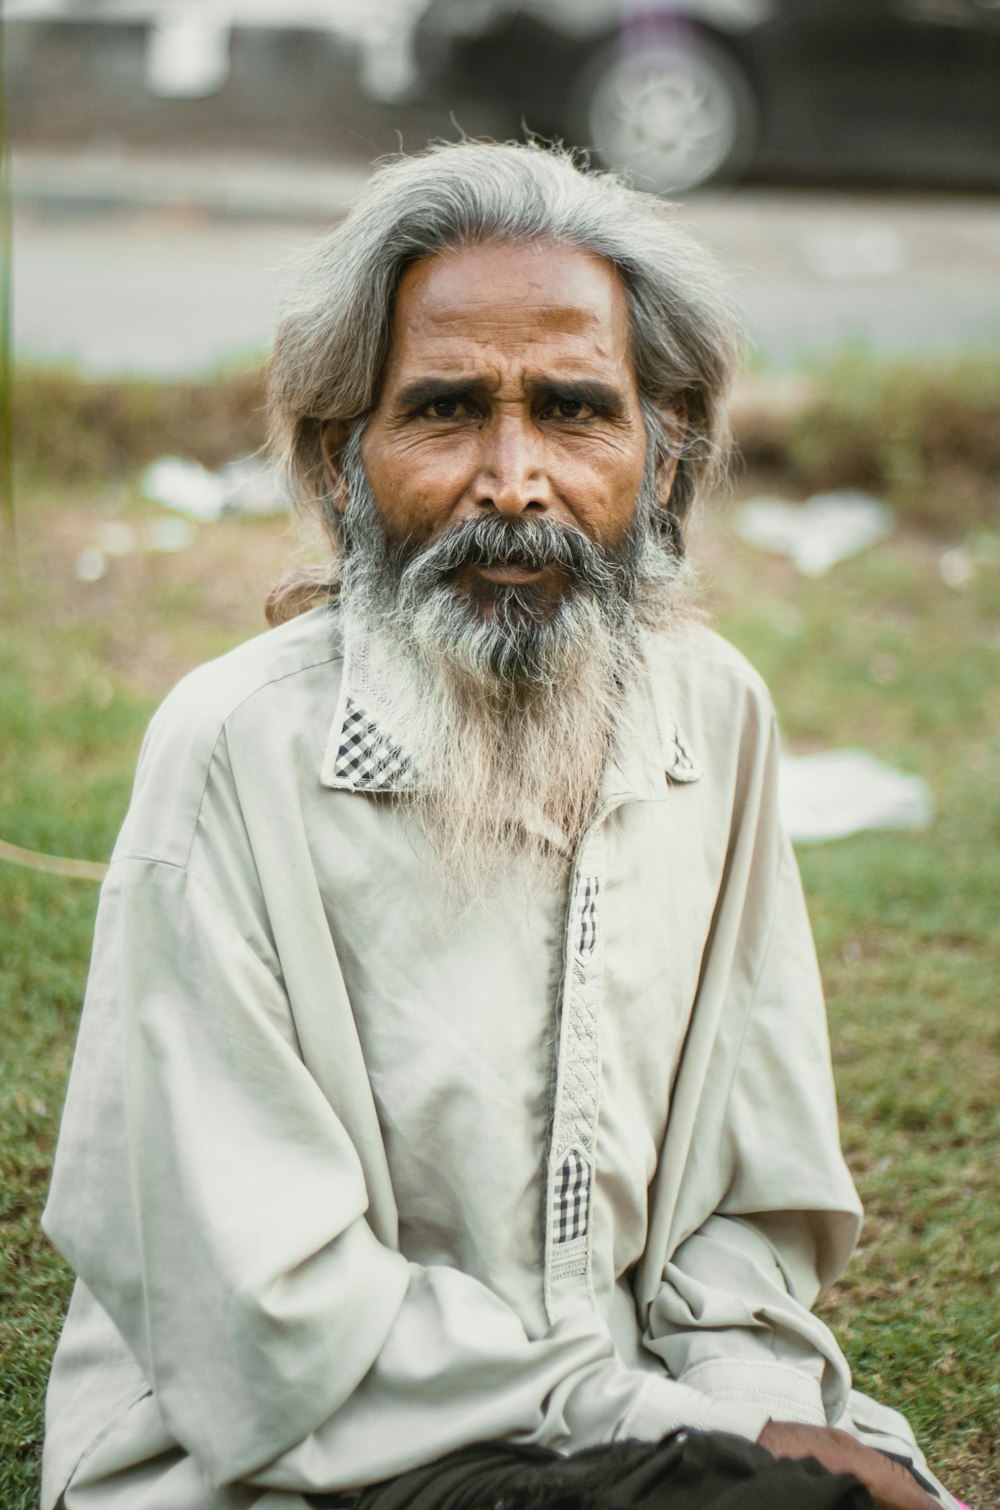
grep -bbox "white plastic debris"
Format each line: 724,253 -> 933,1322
217,456 -> 288,517
94,521 -> 138,558
780,749 -> 933,844
141,455 -> 287,521
76,517 -> 197,577
736,491 -> 893,576
147,516 -> 198,553
142,457 -> 229,522
74,546 -> 107,583
938,547 -> 974,589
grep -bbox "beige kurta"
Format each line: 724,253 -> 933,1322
41,606 -> 948,1508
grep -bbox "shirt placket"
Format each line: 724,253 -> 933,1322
543,830 -> 606,1322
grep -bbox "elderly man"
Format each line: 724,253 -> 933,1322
42,143 -> 958,1510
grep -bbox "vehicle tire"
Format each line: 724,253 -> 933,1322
573,29 -> 758,193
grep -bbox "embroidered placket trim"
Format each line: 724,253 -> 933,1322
545,866 -> 603,1314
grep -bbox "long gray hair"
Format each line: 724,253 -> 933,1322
266,139 -> 741,624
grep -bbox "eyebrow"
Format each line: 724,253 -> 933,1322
392,375 -> 629,415
394,377 -> 482,410
535,378 -> 627,415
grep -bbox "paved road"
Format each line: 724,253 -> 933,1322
13,149 -> 1000,376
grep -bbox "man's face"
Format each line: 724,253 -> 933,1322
341,240 -> 656,617
325,241 -> 687,872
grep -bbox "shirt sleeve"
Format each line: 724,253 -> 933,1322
43,852 -> 772,1497
639,706 -> 864,1431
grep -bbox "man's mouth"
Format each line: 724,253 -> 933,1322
393,514 -> 620,614
455,557 -> 570,604
472,562 -> 546,586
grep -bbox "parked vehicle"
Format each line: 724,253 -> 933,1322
7,0 -> 1000,191
437,0 -> 1000,191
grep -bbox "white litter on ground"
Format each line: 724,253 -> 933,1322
75,516 -> 199,583
938,547 -> 975,589
141,455 -> 287,521
94,521 -> 138,559
780,748 -> 933,844
74,546 -> 107,583
147,517 -> 198,553
142,457 -> 228,521
218,456 -> 290,517
736,490 -> 893,576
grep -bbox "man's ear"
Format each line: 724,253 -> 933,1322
320,420 -> 353,514
653,400 -> 688,506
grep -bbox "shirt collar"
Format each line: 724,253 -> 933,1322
320,617 -> 419,794
320,616 -> 701,801
600,627 -> 702,803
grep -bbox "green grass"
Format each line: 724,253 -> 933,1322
1,469 -> 998,1506
12,364 -> 268,483
784,348 -> 1000,530
733,347 -> 1000,536
697,513 -> 1000,1501
0,474 -> 280,1501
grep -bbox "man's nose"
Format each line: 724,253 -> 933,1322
472,415 -> 551,517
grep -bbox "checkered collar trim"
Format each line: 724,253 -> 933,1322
320,626 -> 419,794
320,621 -> 702,797
325,695 -> 416,792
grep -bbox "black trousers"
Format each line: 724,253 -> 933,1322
307,1430 -> 875,1510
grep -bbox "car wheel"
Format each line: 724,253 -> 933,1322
575,30 -> 757,193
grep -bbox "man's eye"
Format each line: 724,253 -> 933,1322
549,398 -> 594,421
428,397 -> 461,419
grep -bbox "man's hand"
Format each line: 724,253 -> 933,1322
757,1421 -> 941,1510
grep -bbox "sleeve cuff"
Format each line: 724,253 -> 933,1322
678,1358 -> 827,1426
620,1374 -> 772,1445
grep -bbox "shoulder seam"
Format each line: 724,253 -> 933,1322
129,648 -> 341,871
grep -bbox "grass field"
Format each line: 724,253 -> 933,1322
1,461 -> 997,1507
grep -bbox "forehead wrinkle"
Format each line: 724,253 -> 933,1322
385,338 -> 630,400
382,241 -> 638,398
424,300 -> 604,336
391,323 -> 624,376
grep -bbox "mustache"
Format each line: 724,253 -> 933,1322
394,514 -> 637,602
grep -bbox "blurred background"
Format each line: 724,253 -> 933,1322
2,5 -> 999,1508
7,0 -> 1000,370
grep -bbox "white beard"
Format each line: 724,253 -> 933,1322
336,440 -> 690,893
347,605 -> 642,894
